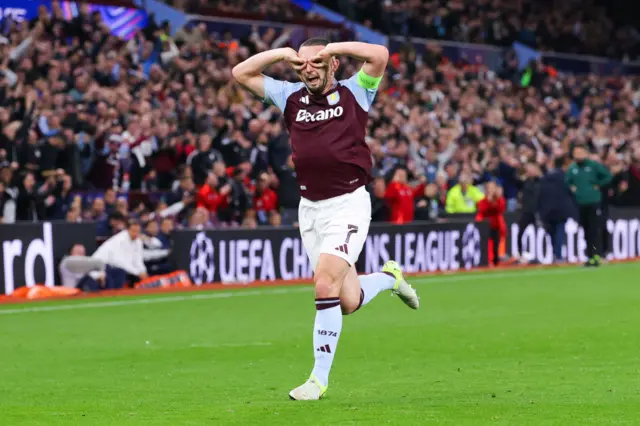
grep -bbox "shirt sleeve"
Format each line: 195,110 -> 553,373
565,166 -> 574,186
133,240 -> 147,276
596,162 -> 612,186
263,76 -> 302,112
339,73 -> 378,112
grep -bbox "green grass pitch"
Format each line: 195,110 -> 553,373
2,263 -> 640,425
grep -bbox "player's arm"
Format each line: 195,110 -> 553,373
314,41 -> 389,81
232,47 -> 303,98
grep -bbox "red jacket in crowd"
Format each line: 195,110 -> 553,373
196,183 -> 228,213
476,195 -> 507,265
384,182 -> 425,224
254,188 -> 278,213
476,195 -> 507,233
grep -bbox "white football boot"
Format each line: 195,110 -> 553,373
289,374 -> 327,401
383,260 -> 420,309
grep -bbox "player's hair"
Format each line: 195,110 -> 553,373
300,37 -> 331,48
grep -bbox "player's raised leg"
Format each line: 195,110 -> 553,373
289,253 -> 349,401
340,261 -> 419,315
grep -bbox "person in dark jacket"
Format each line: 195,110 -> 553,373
414,182 -> 440,221
516,163 -> 541,261
565,145 -> 612,267
617,146 -> 640,207
538,156 -> 574,263
370,176 -> 389,222
15,172 -> 45,221
273,154 -> 300,225
187,134 -> 223,187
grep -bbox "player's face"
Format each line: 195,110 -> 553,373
297,45 -> 337,95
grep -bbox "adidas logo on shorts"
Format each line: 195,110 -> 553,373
335,244 -> 349,254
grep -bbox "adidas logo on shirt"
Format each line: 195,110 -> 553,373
295,107 -> 344,123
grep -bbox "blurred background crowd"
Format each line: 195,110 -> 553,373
321,0 -> 640,61
0,0 -> 639,270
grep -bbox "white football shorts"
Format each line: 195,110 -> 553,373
298,186 -> 371,270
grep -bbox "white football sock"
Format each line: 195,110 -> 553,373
311,298 -> 342,387
358,272 -> 396,308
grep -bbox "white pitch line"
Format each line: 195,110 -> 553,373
0,264 -> 633,316
0,287 -> 310,316
189,342 -> 273,348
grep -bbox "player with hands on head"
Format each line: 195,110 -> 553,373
233,40 -> 420,401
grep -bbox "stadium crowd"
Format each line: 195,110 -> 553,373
0,2 -> 639,244
320,0 -> 640,61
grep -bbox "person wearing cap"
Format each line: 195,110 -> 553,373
565,145 -> 612,267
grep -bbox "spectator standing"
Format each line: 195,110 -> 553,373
445,173 -> 484,214
0,180 -> 16,223
565,145 -> 612,267
222,166 -> 252,224
384,168 -> 424,224
15,172 -> 44,221
476,181 -> 506,266
515,163 -> 541,262
617,146 -> 640,207
196,172 -> 231,214
370,176 -> 389,222
538,156 -> 573,263
187,134 -> 223,187
254,172 -> 278,226
414,183 -> 441,221
273,154 -> 300,225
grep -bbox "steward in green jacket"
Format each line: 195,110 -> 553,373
565,145 -> 612,267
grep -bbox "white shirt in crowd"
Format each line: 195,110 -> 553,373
92,230 -> 147,277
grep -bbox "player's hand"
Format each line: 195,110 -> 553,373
309,49 -> 331,69
139,272 -> 149,281
570,186 -> 577,193
284,49 -> 306,72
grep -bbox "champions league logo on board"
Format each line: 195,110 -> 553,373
461,224 -> 482,269
189,232 -> 215,285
